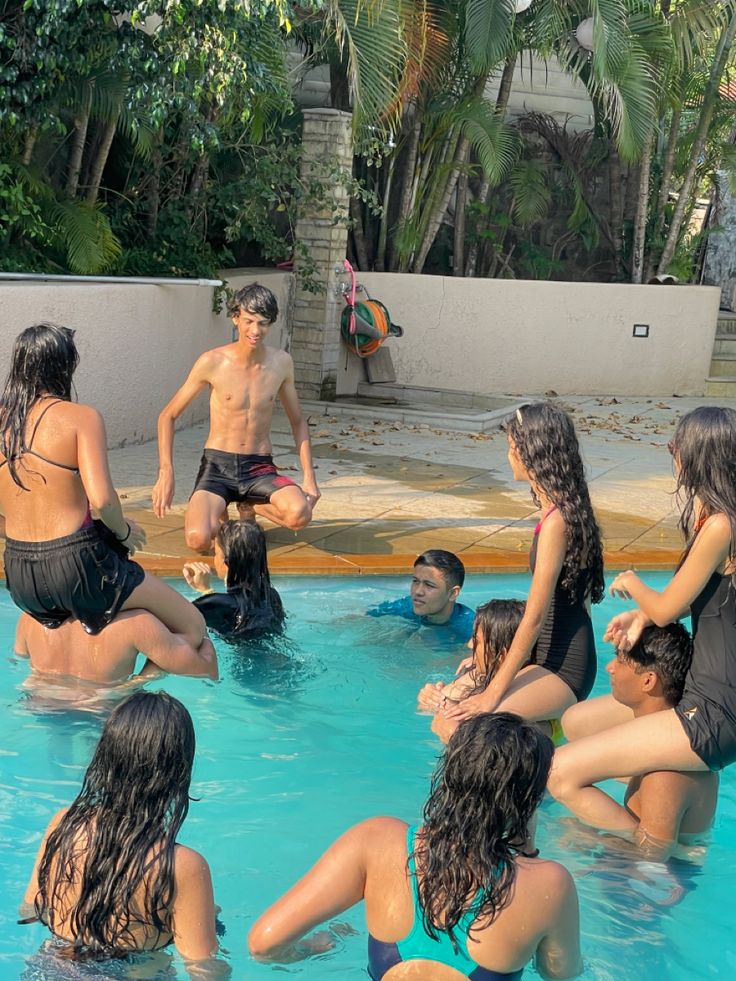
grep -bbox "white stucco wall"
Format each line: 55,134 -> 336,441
0,269 -> 292,447
346,275 -> 720,397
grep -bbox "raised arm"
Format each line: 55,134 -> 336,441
248,817 -> 383,961
446,514 -> 566,720
534,864 -> 582,980
130,612 -> 219,680
152,353 -> 213,518
609,514 -> 731,626
278,357 -> 320,503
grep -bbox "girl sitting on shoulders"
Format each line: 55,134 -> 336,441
550,406 -> 736,830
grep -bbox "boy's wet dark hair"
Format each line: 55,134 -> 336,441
414,550 -> 465,590
624,622 -> 693,706
227,283 -> 279,324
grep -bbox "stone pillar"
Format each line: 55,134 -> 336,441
290,109 -> 353,400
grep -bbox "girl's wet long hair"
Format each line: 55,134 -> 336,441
672,406 -> 736,582
217,519 -> 284,635
414,713 -> 553,944
467,599 -> 525,695
0,324 -> 79,489
506,401 -> 604,603
33,692 -> 195,957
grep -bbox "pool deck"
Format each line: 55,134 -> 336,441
79,393 -> 735,578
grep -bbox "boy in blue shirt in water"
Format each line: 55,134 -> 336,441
367,550 -> 475,643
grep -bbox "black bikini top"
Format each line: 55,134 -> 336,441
0,399 -> 80,475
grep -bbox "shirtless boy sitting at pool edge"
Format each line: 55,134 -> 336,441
152,283 -> 320,552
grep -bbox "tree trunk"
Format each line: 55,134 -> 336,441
395,103 -> 421,230
631,133 -> 653,283
413,130 -> 466,273
464,54 -> 516,277
453,147 -> 470,276
413,72 -> 491,274
350,196 -> 370,270
609,146 -> 624,277
658,14 -> 736,273
495,51 -> 516,116
376,154 -> 396,271
86,108 -> 120,205
66,83 -> 93,197
146,131 -> 163,237
646,103 -> 682,278
22,122 -> 40,166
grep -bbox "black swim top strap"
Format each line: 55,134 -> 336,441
22,399 -> 80,474
26,399 -> 64,450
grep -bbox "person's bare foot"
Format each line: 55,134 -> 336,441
237,501 -> 257,523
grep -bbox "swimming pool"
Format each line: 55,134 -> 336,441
1,573 -> 734,980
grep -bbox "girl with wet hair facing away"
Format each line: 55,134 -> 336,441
249,713 -> 581,980
21,691 -> 220,962
418,599 -> 525,709
0,324 -> 211,663
551,406 -> 736,831
446,402 -> 604,726
183,519 -> 285,641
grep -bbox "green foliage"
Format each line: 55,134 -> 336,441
464,0 -> 517,74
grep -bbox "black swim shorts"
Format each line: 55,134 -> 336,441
675,692 -> 736,771
4,521 -> 145,635
190,450 -> 297,505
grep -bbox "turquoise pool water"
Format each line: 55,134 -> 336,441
1,573 -> 734,980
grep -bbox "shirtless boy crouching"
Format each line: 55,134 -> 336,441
152,283 -> 320,552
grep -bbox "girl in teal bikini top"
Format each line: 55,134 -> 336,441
250,715 -> 581,979
367,824 -> 523,980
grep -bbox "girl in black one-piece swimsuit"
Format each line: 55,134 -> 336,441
550,406 -> 736,830
445,401 -> 605,726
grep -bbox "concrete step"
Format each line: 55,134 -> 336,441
713,334 -> 736,356
717,312 -> 736,335
708,355 -> 736,377
705,376 -> 736,397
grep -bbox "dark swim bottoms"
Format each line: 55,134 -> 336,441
674,694 -> 736,771
191,450 -> 297,505
4,521 -> 145,635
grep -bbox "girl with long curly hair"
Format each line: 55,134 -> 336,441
21,691 -> 220,961
418,599 -> 525,710
446,402 -> 604,725
249,713 -> 581,979
551,406 -> 736,830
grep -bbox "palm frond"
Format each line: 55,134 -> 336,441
50,200 -> 121,274
464,0 -> 517,74
326,0 -> 407,129
509,158 -> 551,225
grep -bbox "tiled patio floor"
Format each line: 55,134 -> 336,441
86,393 -> 734,577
